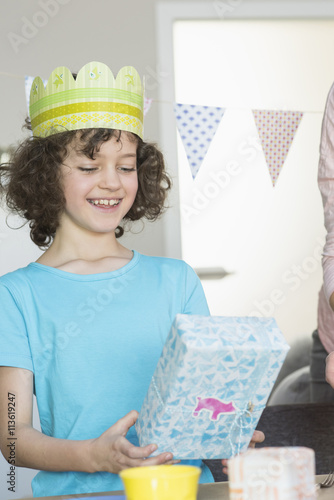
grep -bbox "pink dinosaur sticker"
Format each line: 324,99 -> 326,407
193,397 -> 236,420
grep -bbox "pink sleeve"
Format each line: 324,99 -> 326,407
319,82 -> 334,302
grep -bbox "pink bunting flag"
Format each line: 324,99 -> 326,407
174,103 -> 225,179
252,110 -> 303,186
144,97 -> 153,116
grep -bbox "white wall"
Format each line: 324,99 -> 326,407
0,0 -> 166,266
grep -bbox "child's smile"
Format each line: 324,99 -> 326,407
88,198 -> 121,208
87,197 -> 123,213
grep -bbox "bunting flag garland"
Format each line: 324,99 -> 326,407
23,73 -> 305,187
174,103 -> 225,179
252,110 -> 303,187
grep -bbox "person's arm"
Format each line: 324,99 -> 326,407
329,291 -> 334,312
0,366 -> 174,473
326,351 -> 334,388
318,82 -> 334,311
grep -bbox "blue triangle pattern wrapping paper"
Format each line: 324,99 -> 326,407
136,314 -> 289,459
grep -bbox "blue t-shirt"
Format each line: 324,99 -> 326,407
0,251 -> 213,496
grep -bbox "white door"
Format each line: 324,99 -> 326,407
159,13 -> 334,343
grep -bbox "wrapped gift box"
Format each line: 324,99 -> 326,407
136,314 -> 289,459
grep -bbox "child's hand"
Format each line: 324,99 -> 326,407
221,429 -> 265,475
89,410 -> 177,474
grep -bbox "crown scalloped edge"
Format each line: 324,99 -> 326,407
29,61 -> 144,139
30,61 -> 143,101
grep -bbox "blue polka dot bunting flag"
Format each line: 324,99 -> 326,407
174,103 -> 226,179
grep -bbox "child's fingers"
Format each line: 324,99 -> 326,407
101,414 -> 176,470
140,452 -> 174,467
221,459 -> 228,476
110,410 -> 139,437
249,430 -> 265,447
121,440 -> 158,460
121,440 -> 174,464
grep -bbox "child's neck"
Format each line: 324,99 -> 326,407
36,227 -> 133,274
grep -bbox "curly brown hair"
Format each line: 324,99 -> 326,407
0,128 -> 172,247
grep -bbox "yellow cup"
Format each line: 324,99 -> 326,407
119,465 -> 201,500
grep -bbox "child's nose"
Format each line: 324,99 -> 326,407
99,167 -> 122,190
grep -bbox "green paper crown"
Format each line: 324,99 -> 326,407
29,61 -> 144,139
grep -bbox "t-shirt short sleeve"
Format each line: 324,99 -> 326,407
0,283 -> 34,372
182,263 -> 210,316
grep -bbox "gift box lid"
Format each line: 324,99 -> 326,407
153,314 -> 289,404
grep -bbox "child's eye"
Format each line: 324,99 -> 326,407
78,167 -> 97,173
119,166 -> 137,172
